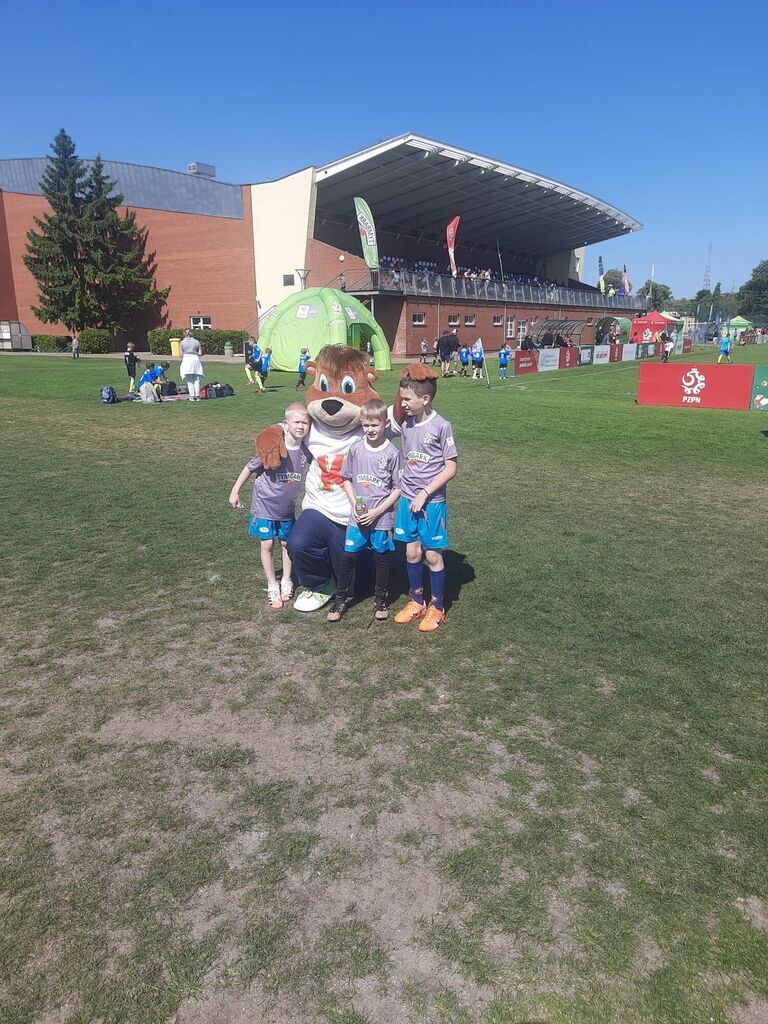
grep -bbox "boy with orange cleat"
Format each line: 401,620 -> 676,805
392,366 -> 458,632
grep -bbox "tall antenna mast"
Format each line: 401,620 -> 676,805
702,245 -> 712,292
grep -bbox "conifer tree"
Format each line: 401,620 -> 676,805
82,157 -> 169,330
24,130 -> 168,333
23,129 -> 96,331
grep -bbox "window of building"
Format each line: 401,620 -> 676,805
506,317 -> 516,339
412,312 -> 426,326
464,314 -> 476,326
283,274 -> 295,287
447,313 -> 459,326
190,316 -> 212,330
493,315 -> 503,327
517,319 -> 527,341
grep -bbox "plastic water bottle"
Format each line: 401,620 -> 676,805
355,496 -> 368,516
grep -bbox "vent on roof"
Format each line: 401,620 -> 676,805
187,162 -> 216,178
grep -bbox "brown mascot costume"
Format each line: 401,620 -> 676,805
255,345 -> 380,611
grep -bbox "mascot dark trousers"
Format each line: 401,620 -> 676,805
287,511 -> 346,591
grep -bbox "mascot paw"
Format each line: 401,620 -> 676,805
400,363 -> 438,382
255,424 -> 287,470
393,362 -> 439,424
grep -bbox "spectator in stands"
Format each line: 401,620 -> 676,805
541,329 -> 555,348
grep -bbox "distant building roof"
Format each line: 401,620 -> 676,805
0,158 -> 243,219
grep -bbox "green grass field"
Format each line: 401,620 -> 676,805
1,349 -> 766,1024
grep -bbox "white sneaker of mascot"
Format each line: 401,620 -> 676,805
254,346 -> 380,611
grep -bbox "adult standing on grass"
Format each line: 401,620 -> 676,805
179,329 -> 205,402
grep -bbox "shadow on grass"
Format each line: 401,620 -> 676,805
353,548 -> 476,612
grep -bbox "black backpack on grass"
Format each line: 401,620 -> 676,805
219,383 -> 235,397
100,386 -> 117,404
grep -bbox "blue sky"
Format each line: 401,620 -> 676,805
5,0 -> 766,298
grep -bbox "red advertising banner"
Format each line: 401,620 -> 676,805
559,348 -> 579,369
637,363 -> 753,410
446,216 -> 460,278
514,351 -> 538,375
609,344 -> 623,362
682,339 -> 692,354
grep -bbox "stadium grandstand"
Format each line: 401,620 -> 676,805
0,133 -> 643,354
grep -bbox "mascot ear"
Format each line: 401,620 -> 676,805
366,368 -> 378,385
306,362 -> 317,377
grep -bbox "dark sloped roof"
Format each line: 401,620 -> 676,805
0,158 -> 243,219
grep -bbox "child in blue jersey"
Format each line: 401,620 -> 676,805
459,345 -> 470,377
245,337 -> 263,388
296,348 -> 311,389
717,334 -> 732,364
393,366 -> 458,633
137,362 -> 156,389
259,348 -> 272,388
498,344 -> 512,380
327,399 -> 402,622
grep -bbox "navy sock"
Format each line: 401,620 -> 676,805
430,569 -> 446,610
406,561 -> 424,603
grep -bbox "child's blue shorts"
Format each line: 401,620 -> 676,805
248,516 -> 294,541
394,496 -> 449,549
344,524 -> 394,554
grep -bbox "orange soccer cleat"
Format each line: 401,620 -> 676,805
417,604 -> 446,632
394,599 -> 427,624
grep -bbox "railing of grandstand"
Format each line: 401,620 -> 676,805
354,269 -> 646,311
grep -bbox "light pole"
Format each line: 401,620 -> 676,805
295,268 -> 309,291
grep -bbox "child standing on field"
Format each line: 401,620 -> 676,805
71,335 -> 80,359
459,344 -> 470,377
245,337 -> 262,388
717,334 -> 733,364
124,342 -> 142,392
296,348 -> 311,389
229,403 -> 312,609
392,367 -> 458,632
259,348 -> 272,389
498,343 -> 511,380
326,399 -> 402,623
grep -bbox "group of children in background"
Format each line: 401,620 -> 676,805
229,367 -> 457,633
420,337 -> 513,380
244,337 -> 273,392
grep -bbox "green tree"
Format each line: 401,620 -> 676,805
603,268 -> 623,292
23,129 -> 97,331
737,260 -> 768,324
24,130 -> 168,333
82,156 -> 169,331
637,280 -> 672,311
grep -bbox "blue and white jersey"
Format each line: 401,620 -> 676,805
298,353 -> 310,372
459,346 -> 470,363
261,353 -> 272,371
498,347 -> 510,366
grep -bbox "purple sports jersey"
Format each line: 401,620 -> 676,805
247,442 -> 311,520
399,411 -> 457,501
341,438 -> 401,530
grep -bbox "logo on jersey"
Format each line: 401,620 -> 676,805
406,450 -> 430,465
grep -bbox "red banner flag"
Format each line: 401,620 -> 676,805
446,216 -> 460,278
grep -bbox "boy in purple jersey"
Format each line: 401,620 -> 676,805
327,399 -> 402,623
392,367 -> 458,632
229,403 -> 312,609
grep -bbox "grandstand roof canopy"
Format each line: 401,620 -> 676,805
315,134 -> 642,258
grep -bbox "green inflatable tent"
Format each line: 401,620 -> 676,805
258,287 -> 392,372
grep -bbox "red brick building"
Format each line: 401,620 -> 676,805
0,135 -> 642,351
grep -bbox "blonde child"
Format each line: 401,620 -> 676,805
229,404 -> 312,608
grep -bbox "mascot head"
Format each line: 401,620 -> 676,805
306,346 -> 379,434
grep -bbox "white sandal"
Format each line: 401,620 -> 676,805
267,584 -> 283,610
